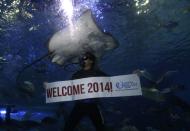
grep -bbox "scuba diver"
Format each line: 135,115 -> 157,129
63,52 -> 107,131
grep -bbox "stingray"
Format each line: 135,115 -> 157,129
133,69 -> 179,85
133,69 -> 184,102
16,10 -> 118,82
141,85 -> 186,103
48,10 -> 118,65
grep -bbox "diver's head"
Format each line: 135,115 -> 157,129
79,52 -> 96,70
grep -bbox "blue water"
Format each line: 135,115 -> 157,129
0,0 -> 190,130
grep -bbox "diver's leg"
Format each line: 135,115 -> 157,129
63,104 -> 83,131
88,104 -> 105,131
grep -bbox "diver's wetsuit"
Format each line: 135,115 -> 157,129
63,68 -> 107,131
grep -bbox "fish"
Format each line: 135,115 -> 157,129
0,56 -> 8,64
48,10 -> 118,66
17,81 -> 36,98
183,6 -> 190,14
158,21 -> 179,31
163,21 -> 178,29
142,87 -> 166,102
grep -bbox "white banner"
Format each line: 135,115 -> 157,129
44,74 -> 142,103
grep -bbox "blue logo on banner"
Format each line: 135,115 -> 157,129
116,81 -> 138,90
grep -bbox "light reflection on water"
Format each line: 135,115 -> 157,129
0,108 -> 52,122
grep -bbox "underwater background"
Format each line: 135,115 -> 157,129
0,0 -> 190,130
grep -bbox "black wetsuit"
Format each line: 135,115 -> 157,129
63,68 -> 107,131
